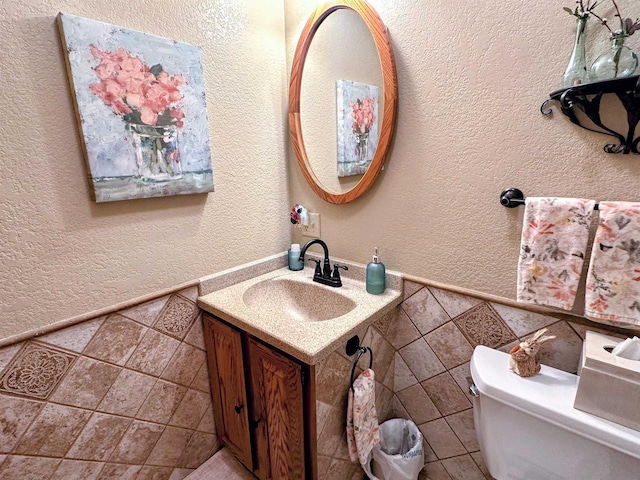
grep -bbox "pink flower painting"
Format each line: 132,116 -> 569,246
89,45 -> 186,128
337,80 -> 379,178
58,13 -> 213,203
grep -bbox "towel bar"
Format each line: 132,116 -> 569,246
500,188 -> 600,210
349,346 -> 373,391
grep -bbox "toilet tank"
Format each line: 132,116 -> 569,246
470,345 -> 640,480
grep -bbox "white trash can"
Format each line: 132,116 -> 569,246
371,418 -> 423,480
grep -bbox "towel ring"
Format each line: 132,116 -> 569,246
349,346 -> 373,391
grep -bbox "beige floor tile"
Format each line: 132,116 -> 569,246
126,329 -> 181,376
196,404 -> 216,434
138,379 -> 188,424
109,420 -> 164,464
535,321 -> 584,374
421,373 -> 471,416
419,418 -> 466,459
83,315 -> 147,365
177,431 -> 217,469
120,296 -> 169,327
169,468 -> 196,480
95,463 -> 141,480
0,455 -> 61,479
445,409 -> 479,452
0,342 -> 24,373
402,288 -> 451,335
422,460 -> 453,480
385,308 -> 422,350
14,403 -> 92,457
441,454 -> 486,480
50,459 -> 104,480
402,280 -> 424,301
429,288 -> 483,318
400,338 -> 446,382
67,412 -> 131,461
491,303 -> 558,337
50,356 -> 121,409
97,368 -> 157,416
448,362 -> 474,403
147,425 -> 193,467
38,316 -> 106,353
425,323 -> 474,370
137,465 -> 173,480
315,351 -> 351,406
394,352 -> 419,391
190,361 -> 211,393
169,389 -> 210,429
0,394 -> 43,453
161,343 -> 206,387
184,315 -> 206,350
396,384 -> 440,425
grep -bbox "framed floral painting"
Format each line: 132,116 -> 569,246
336,80 -> 379,178
57,13 -> 214,202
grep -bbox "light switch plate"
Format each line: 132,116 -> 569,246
303,212 -> 320,237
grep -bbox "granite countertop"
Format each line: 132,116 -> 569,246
197,254 -> 402,365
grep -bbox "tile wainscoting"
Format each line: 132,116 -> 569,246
391,280 -> 625,480
0,276 -> 628,480
0,286 -> 217,480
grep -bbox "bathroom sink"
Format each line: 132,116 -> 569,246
242,277 -> 356,322
198,258 -> 403,364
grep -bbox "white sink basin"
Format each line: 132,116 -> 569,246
242,277 -> 356,322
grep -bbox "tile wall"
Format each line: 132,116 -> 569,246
314,322 -> 396,480
0,286 -> 218,480
391,280 -> 624,480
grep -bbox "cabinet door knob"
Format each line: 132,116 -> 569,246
250,418 -> 262,429
234,404 -> 244,414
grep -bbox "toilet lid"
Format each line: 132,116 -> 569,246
471,345 -> 640,460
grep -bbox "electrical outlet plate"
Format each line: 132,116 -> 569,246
302,212 -> 320,237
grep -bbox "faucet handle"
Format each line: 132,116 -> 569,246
332,263 -> 348,279
307,259 -> 322,276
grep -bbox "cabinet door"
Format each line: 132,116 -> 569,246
203,314 -> 253,470
247,337 -> 306,480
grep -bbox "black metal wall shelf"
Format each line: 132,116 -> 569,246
541,75 -> 640,154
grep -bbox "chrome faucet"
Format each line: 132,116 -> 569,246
298,239 -> 348,287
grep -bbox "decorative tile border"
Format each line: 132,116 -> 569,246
153,295 -> 200,340
0,342 -> 76,399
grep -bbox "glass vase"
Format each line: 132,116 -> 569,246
562,16 -> 589,88
128,123 -> 183,182
354,131 -> 369,167
589,31 -> 639,82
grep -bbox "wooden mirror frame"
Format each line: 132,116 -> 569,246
289,0 -> 398,204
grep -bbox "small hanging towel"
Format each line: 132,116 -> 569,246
346,368 -> 380,471
517,197 -> 596,310
585,201 -> 640,326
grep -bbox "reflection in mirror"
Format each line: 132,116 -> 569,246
301,9 -> 383,195
289,0 -> 397,204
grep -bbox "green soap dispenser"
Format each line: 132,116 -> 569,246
366,247 -> 386,294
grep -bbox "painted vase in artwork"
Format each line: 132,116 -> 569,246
355,131 -> 369,166
128,123 -> 183,182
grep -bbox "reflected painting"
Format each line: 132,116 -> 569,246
58,13 -> 214,202
336,80 -> 379,178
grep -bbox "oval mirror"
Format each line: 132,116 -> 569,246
289,0 -> 398,204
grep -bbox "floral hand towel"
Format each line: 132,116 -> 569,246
585,202 -> 640,326
346,368 -> 380,468
517,197 -> 596,310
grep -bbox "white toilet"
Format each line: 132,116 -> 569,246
470,345 -> 640,480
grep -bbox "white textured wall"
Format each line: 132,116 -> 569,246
286,0 -> 640,299
0,0 -> 289,339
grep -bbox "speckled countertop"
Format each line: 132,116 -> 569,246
197,253 -> 402,365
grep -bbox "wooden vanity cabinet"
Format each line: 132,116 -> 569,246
203,313 -> 315,480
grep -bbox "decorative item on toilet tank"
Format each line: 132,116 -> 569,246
58,13 -> 214,202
